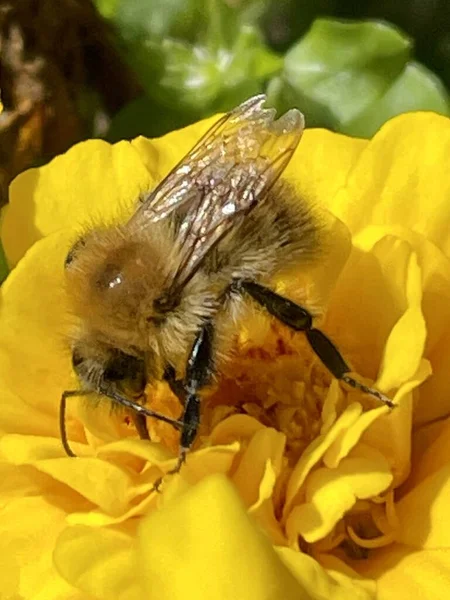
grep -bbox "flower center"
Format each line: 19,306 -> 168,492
142,322 -> 331,457
207,323 -> 332,463
141,320 -> 397,562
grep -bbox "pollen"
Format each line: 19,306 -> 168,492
208,322 -> 331,464
143,382 -> 184,454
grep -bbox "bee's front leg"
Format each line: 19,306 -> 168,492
153,321 -> 214,491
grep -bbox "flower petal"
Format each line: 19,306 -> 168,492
54,525 -> 139,600
284,129 -> 367,210
131,117 -> 217,180
323,406 -> 388,469
0,232 -> 74,422
232,427 -> 285,507
396,464 -> 450,549
138,474 -> 318,600
360,359 -> 431,487
284,402 -> 363,516
231,427 -> 287,545
361,546 -> 450,600
286,446 -> 392,544
2,140 -> 154,265
354,224 -> 450,425
375,245 -> 425,393
278,548 -> 376,600
0,492 -> 85,600
329,112 -> 450,257
409,418 -> 450,489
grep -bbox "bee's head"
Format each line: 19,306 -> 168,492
64,224 -> 175,351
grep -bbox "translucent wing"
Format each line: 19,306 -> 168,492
130,94 -> 305,294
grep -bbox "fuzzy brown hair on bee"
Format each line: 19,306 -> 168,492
61,94 -> 394,490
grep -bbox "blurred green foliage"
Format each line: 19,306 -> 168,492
99,0 -> 282,139
267,19 -> 449,136
93,2 -> 450,139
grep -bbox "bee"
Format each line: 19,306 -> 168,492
61,95 -> 393,487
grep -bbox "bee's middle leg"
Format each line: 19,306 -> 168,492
132,412 -> 150,440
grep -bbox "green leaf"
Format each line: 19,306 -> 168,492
144,38 -> 222,111
343,61 -> 450,137
106,95 -> 198,142
98,0 -> 282,134
202,0 -> 240,52
271,19 -> 412,130
268,18 -> 449,137
266,77 -> 335,128
0,240 -> 9,285
98,0 -> 198,41
93,0 -> 119,20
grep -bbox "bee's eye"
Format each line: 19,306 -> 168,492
65,237 -> 86,269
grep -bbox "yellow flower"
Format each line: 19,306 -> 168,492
1,109 -> 449,599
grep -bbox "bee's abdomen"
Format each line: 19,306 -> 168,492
208,179 -> 320,281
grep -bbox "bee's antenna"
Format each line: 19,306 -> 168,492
59,387 -> 186,458
59,389 -> 92,457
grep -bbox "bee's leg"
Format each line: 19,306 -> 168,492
163,365 -> 186,406
240,280 -> 394,408
152,322 -> 214,491
131,412 -> 150,440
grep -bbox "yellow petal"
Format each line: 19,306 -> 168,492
286,446 -> 392,544
376,246 -> 425,392
323,405 -> 388,469
361,545 -> 450,600
330,112 -> 450,257
0,434 -> 142,515
138,474 -> 317,600
284,129 -> 367,210
0,493 -> 85,600
248,460 -> 287,545
396,464 -> 450,548
2,140 -> 154,266
360,359 -> 431,487
54,525 -> 139,600
278,548 -> 376,600
284,402 -> 363,516
131,117 -> 217,179
409,418 -> 450,489
232,427 -> 285,507
355,224 -> 450,425
0,232 -> 73,421
210,413 -> 267,445
231,427 -> 287,545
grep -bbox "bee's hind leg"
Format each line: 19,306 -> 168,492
152,322 -> 214,492
239,280 -> 394,408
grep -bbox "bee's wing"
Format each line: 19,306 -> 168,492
131,94 -> 305,293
